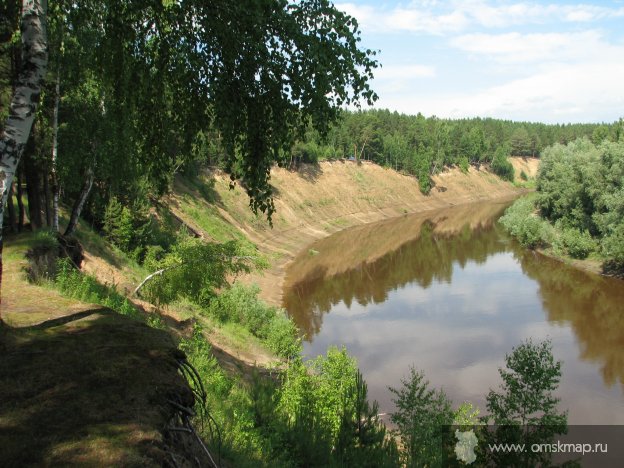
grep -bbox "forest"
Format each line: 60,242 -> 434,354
282,110 -> 622,193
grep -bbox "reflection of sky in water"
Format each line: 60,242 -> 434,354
300,252 -> 624,424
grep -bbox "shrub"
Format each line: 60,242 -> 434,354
601,224 -> 624,265
102,196 -> 170,262
32,229 -> 60,251
26,230 -> 60,282
418,170 -> 432,194
389,367 -> 454,467
484,339 -> 567,467
141,238 -> 263,307
208,283 -> 271,331
459,156 -> 470,174
103,197 -> 135,252
264,314 -> 302,359
491,149 -> 515,182
559,227 -> 596,259
499,196 -> 552,248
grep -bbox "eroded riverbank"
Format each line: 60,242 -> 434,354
211,160 -> 538,305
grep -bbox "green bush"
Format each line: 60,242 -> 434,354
499,196 -> 552,248
141,238 -> 263,307
389,367 -> 454,467
484,339 -> 567,467
459,156 -> 470,174
600,223 -> 624,264
208,283 -> 272,332
277,348 -> 398,466
103,197 -> 137,253
102,196 -> 175,263
417,169 -> 432,194
491,149 -> 515,182
32,229 -> 60,251
264,314 -> 302,359
559,226 -> 597,259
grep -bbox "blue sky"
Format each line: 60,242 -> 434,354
337,0 -> 624,123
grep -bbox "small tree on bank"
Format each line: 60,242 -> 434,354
484,339 -> 568,467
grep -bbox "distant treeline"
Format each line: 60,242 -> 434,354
283,110 -> 624,192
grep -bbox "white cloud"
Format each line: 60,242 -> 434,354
338,2 -> 468,35
375,61 -> 624,122
372,64 -> 436,92
336,1 -> 624,35
460,1 -> 624,28
450,30 -> 624,65
385,7 -> 469,35
375,64 -> 436,79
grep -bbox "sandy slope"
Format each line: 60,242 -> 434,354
172,158 -> 538,306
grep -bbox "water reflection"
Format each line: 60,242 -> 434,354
282,199 -> 624,424
284,200 -> 512,338
517,251 -> 624,387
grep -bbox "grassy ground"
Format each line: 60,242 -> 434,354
1,233 -> 194,465
0,310 -> 190,466
2,233 -> 95,327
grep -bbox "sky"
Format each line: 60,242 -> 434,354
336,0 -> 624,123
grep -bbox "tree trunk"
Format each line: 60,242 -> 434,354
50,63 -> 60,231
16,164 -> 25,231
0,0 -> 48,306
6,181 -> 17,233
43,159 -> 52,226
64,167 -> 93,237
23,142 -> 44,230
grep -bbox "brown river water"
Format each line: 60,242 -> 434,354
282,198 -> 624,424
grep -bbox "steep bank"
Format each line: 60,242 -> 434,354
169,159 -> 537,306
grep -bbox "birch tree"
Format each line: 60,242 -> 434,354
1,0 -> 379,302
0,0 -> 48,304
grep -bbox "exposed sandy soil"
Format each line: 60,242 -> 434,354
509,156 -> 540,182
173,158 -> 536,306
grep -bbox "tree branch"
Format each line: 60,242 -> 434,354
133,255 -> 257,297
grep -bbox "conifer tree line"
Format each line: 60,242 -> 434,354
281,109 -> 623,192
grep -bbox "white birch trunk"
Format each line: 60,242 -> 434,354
0,0 -> 48,303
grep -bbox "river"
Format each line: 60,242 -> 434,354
282,198 -> 624,424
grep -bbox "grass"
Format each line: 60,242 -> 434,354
513,179 -> 537,189
178,193 -> 253,245
2,232 -> 93,328
1,179 -> 315,465
352,169 -> 366,185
